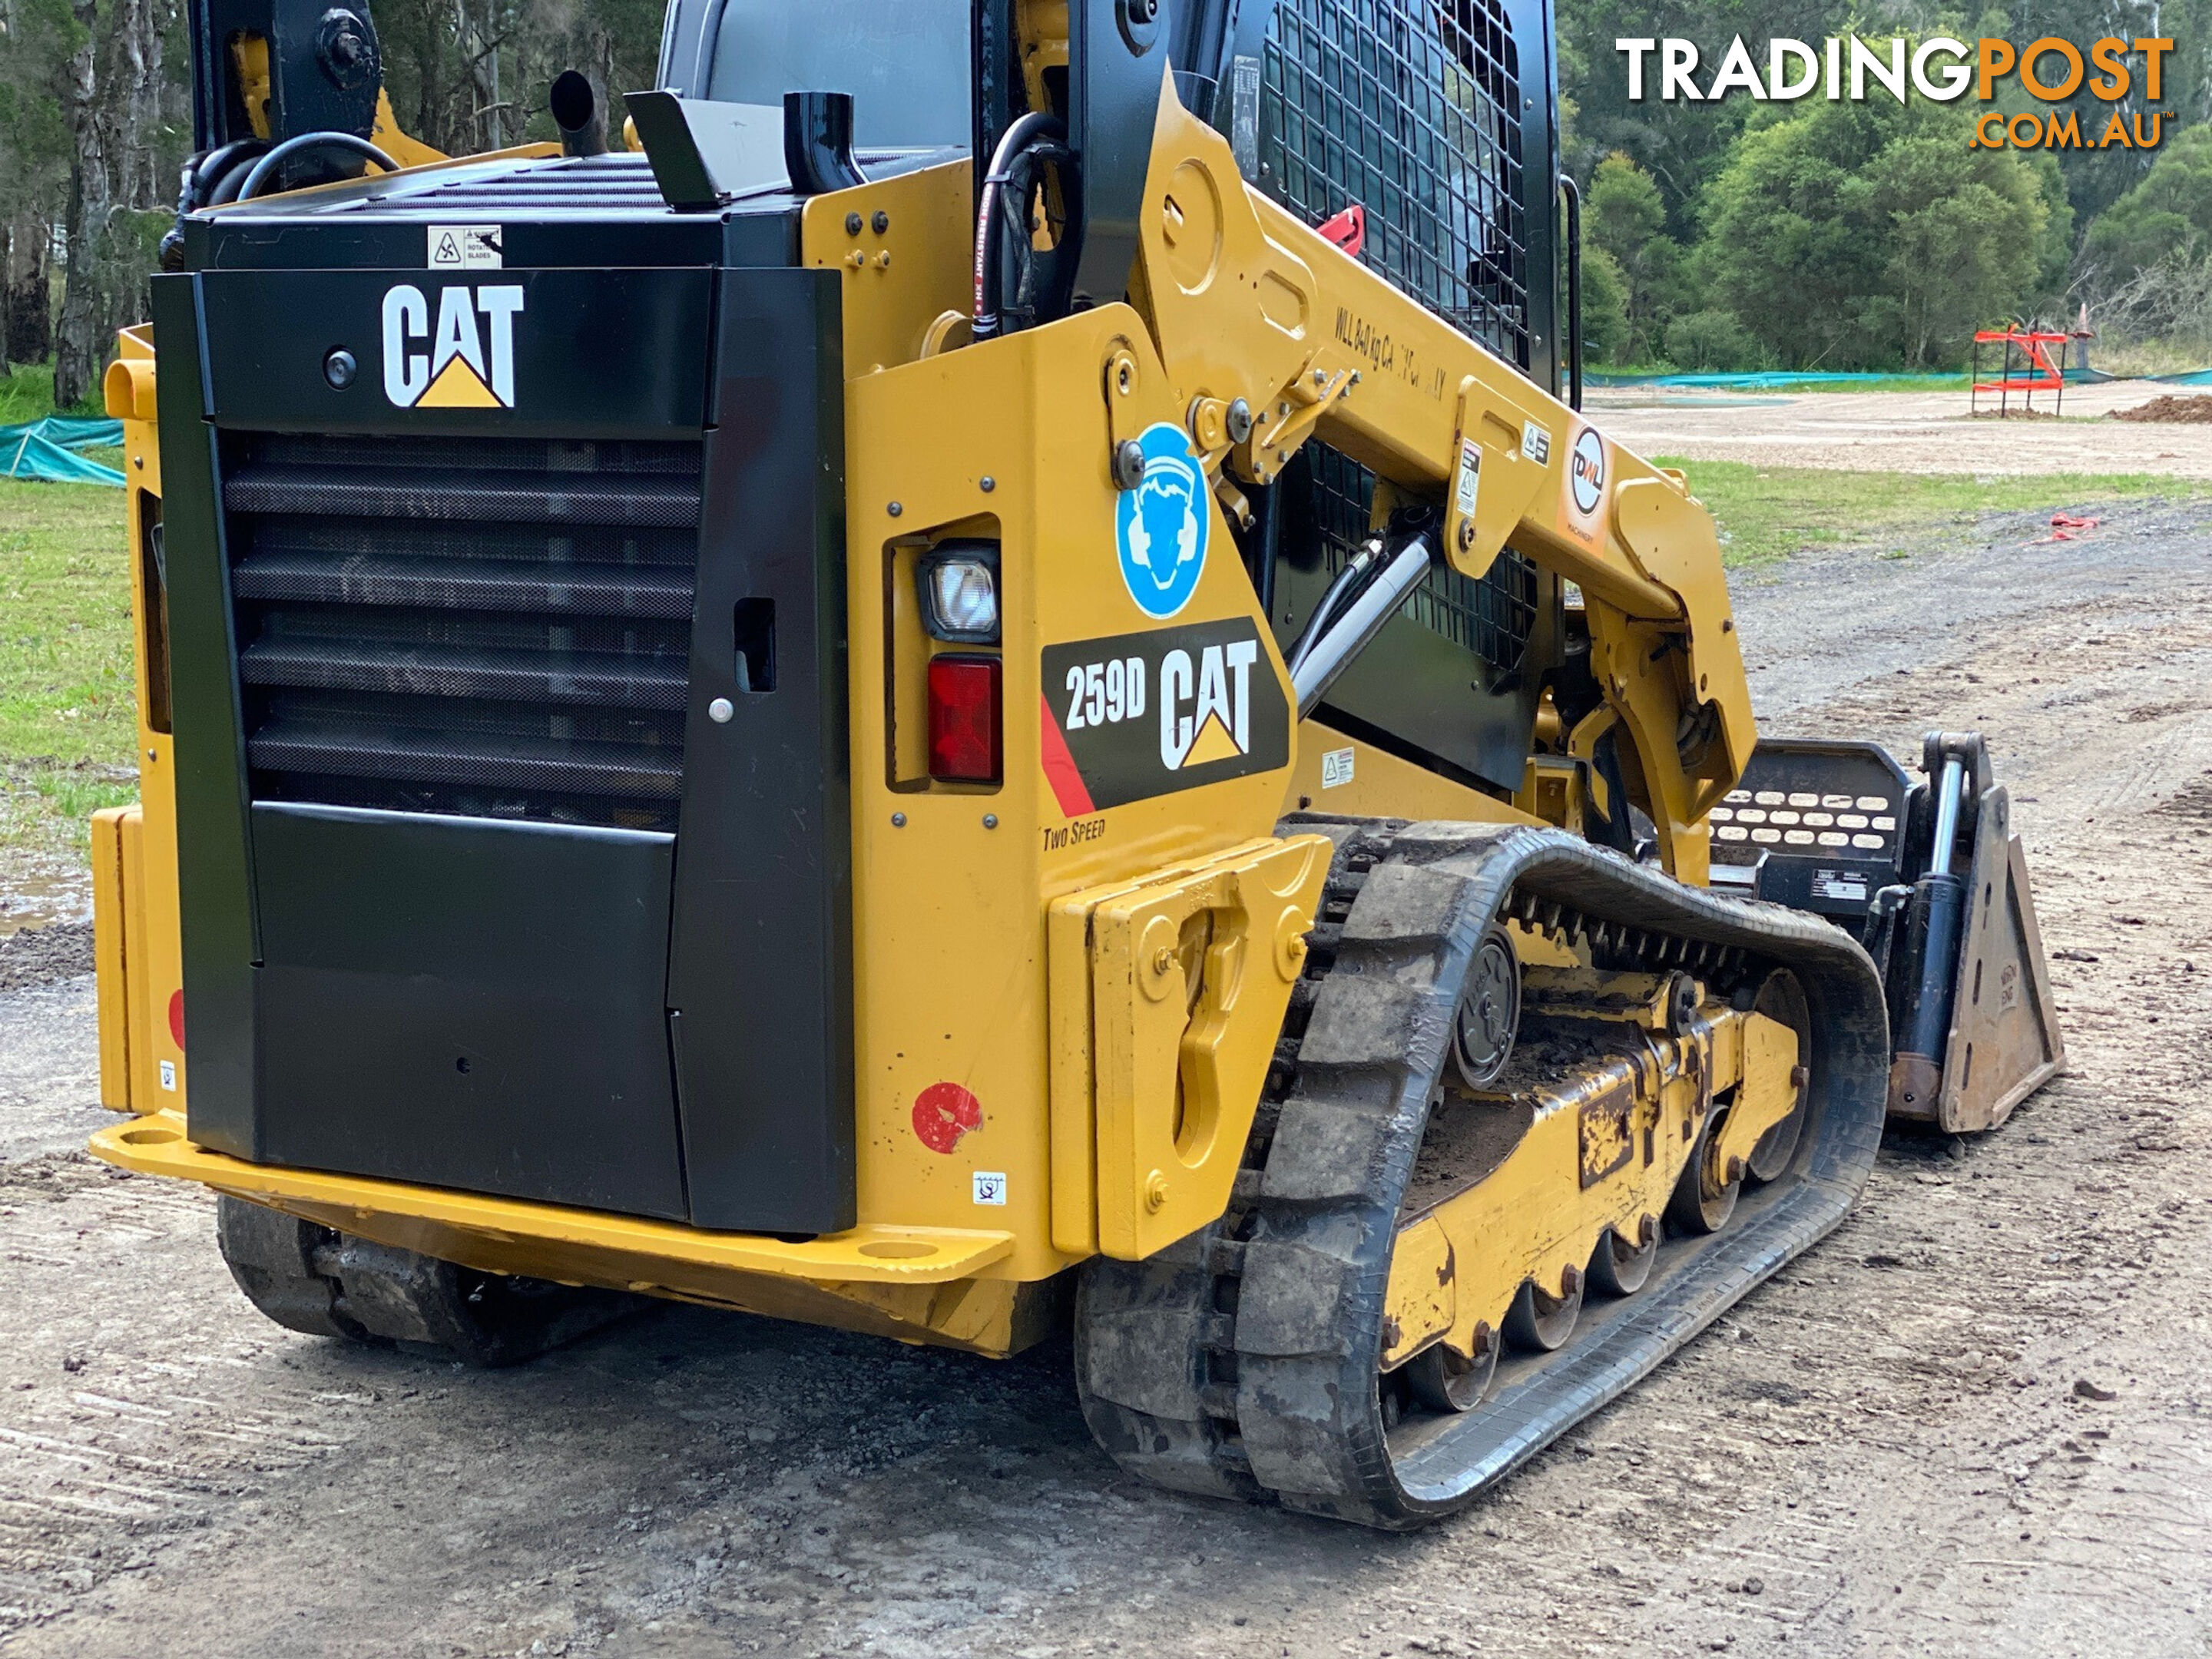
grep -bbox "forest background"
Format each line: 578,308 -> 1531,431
4,0 -> 2212,409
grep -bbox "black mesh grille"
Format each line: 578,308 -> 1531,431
224,432 -> 704,830
1260,0 -> 1538,677
1302,448 -> 1537,671
1261,0 -> 1528,362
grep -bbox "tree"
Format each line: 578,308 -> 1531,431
1698,95 -> 2053,369
1556,0 -> 1869,237
0,0 -> 182,402
1584,153 -> 1681,363
1665,308 -> 1763,371
377,0 -> 665,157
1576,242 -> 1631,366
2085,124 -> 2212,280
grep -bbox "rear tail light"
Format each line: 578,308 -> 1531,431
927,655 -> 1002,782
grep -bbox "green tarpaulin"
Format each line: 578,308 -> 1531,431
0,417 -> 126,485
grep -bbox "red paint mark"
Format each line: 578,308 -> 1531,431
167,988 -> 184,1049
1038,694 -> 1095,817
1317,203 -> 1366,258
912,1081 -> 982,1154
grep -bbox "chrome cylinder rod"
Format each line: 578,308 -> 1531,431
1291,531 -> 1437,718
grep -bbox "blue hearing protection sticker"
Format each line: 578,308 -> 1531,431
1116,422 -> 1210,619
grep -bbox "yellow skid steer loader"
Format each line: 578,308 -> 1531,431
85,0 -> 2061,1527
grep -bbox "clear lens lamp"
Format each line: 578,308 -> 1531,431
918,543 -> 1001,643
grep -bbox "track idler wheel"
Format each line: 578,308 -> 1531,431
1747,972 -> 1813,1183
1451,925 -> 1521,1088
216,1194 -> 369,1341
215,1195 -> 642,1366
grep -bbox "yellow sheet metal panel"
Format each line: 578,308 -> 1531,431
843,310 -> 1305,1281
1046,886 -> 1104,1256
1712,1011 -> 1801,1180
118,807 -> 154,1111
91,808 -> 133,1111
1283,719 -> 1532,826
108,339 -> 187,1117
1383,1214 -> 1455,1359
800,159 -> 974,378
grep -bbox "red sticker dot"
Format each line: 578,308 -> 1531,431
912,1081 -> 982,1154
167,988 -> 185,1049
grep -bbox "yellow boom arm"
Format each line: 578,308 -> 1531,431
1118,81 -> 1755,881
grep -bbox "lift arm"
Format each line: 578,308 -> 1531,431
1111,76 -> 1755,882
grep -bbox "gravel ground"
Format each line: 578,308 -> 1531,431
1591,379 -> 2212,476
5,500 -> 2212,1657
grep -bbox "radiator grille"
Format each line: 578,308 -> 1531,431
1260,0 -> 1538,677
224,432 -> 704,830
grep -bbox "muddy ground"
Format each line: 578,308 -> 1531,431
5,498 -> 2212,1657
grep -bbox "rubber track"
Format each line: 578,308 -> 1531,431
1075,818 -> 1890,1530
214,1195 -> 641,1367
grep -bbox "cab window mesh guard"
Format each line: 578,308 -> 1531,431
1260,0 -> 1537,675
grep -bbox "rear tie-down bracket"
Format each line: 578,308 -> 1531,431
1077,820 -> 1889,1529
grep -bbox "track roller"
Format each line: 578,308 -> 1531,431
1667,1107 -> 1743,1235
1588,1217 -> 1658,1296
1405,1326 -> 1497,1414
1504,1270 -> 1584,1352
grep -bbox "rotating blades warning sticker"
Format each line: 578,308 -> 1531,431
1040,618 -> 1289,815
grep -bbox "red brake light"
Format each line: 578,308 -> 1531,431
928,654 -> 1002,782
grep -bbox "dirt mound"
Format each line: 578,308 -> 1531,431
0,920 -> 94,992
2112,393 -> 2212,423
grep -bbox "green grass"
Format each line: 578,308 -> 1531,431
0,363 -> 61,424
1747,373 -> 1962,395
1656,457 -> 2210,567
0,475 -> 137,859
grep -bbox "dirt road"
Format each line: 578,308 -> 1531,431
1592,379 -> 2212,477
5,501 -> 2212,1657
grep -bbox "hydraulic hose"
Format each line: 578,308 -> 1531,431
972,111 -> 1067,341
1283,541 -> 1382,679
236,132 -> 398,202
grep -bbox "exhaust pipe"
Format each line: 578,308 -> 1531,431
551,70 -> 608,157
783,90 -> 866,194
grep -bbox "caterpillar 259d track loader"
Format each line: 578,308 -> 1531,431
87,0 -> 2063,1527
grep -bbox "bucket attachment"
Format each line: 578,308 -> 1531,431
1709,731 -> 2065,1133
